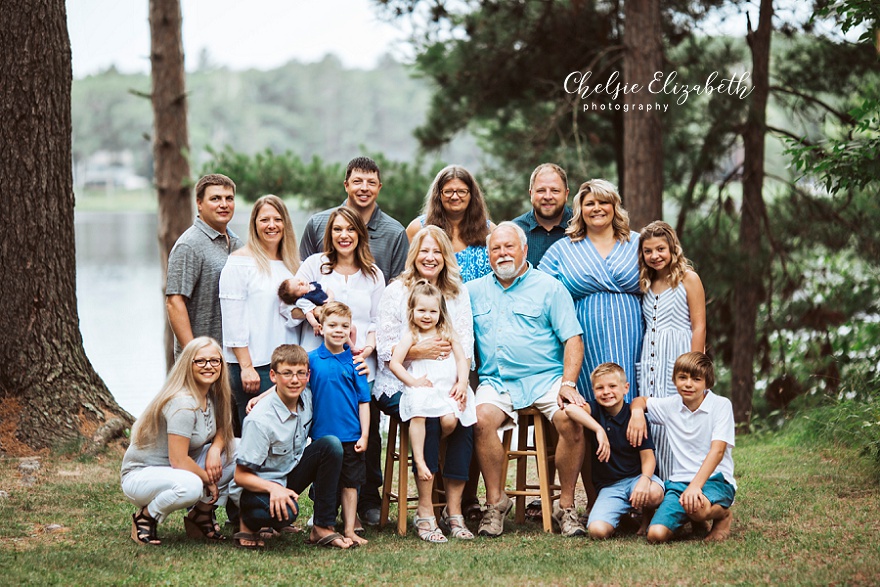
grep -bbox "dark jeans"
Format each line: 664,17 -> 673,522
239,436 -> 343,530
359,397 -> 392,513
229,363 -> 273,437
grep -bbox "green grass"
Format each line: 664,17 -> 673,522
1,435 -> 879,586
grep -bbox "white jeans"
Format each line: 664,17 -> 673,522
121,441 -> 237,523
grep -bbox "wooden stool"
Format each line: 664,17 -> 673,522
500,406 -> 561,532
379,415 -> 445,536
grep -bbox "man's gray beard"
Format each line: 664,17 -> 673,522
494,259 -> 526,281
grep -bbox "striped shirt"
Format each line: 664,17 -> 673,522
539,232 -> 643,402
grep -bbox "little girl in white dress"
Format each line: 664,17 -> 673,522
389,281 -> 476,481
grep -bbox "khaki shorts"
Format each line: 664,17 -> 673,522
475,379 -> 562,431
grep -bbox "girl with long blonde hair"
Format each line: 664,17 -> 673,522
121,337 -> 235,545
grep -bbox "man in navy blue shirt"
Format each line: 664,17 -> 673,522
512,163 -> 573,268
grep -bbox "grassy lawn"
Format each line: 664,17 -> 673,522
1,434 -> 878,586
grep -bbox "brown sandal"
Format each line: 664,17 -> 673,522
131,508 -> 161,545
184,505 -> 226,541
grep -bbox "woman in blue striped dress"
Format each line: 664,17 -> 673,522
539,179 -> 643,403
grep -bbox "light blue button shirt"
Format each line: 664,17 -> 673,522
468,265 -> 583,409
234,387 -> 313,486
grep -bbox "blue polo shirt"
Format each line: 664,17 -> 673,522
308,343 -> 371,442
468,265 -> 583,409
588,400 -> 655,491
512,207 -> 573,268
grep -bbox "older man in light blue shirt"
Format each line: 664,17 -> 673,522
469,222 -> 588,538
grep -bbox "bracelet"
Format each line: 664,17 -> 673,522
641,474 -> 652,481
560,380 -> 577,389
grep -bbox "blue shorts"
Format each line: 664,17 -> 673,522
650,473 -> 736,532
587,474 -> 664,528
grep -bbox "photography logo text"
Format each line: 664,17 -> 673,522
565,70 -> 754,112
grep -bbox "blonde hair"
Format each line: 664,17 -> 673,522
406,281 -> 455,342
397,225 -> 463,299
566,179 -> 631,243
131,337 -> 234,453
638,220 -> 693,292
247,195 -> 300,275
590,362 -> 628,386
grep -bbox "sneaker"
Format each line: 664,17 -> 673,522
360,507 -> 381,527
552,503 -> 586,537
477,495 -> 513,538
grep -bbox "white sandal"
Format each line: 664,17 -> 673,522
414,516 -> 447,543
440,507 -> 474,540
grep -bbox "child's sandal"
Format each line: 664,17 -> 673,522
184,505 -> 226,541
131,508 -> 161,546
414,516 -> 447,544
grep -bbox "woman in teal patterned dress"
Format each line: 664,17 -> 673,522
406,165 -> 495,283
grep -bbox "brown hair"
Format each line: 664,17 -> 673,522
345,156 -> 381,182
270,344 -> 309,371
424,165 -> 490,248
529,163 -> 568,192
321,207 -> 379,280
673,352 -> 716,389
195,173 -> 235,201
321,301 -> 352,323
406,281 -> 454,341
566,179 -> 631,243
638,220 -> 693,292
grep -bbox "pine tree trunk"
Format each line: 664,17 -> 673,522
731,0 -> 774,431
150,0 -> 193,371
622,0 -> 664,230
0,0 -> 132,453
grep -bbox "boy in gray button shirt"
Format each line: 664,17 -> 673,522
231,344 -> 352,549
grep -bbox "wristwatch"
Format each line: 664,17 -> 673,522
560,380 -> 577,389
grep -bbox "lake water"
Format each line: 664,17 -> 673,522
75,209 -> 310,418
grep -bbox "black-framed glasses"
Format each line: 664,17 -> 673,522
192,358 -> 222,368
441,188 -> 470,198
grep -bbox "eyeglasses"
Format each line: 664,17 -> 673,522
441,188 -> 470,198
192,358 -> 222,368
277,370 -> 310,380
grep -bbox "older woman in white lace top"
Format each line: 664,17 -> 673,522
374,225 -> 475,541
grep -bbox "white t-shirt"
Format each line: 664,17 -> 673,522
646,390 -> 736,489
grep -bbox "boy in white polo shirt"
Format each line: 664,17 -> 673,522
627,352 -> 736,543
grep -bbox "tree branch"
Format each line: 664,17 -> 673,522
769,85 -> 858,125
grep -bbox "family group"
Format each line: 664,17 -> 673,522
120,156 -> 735,550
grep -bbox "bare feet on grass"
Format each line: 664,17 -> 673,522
345,530 -> 369,546
704,508 -> 733,542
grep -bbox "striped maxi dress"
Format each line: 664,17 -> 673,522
539,231 -> 643,402
639,282 -> 693,480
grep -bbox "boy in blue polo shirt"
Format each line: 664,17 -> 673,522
564,362 -> 665,538
627,352 -> 736,543
308,302 -> 371,546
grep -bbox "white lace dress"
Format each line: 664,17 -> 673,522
374,280 -> 474,400
399,334 -> 477,426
